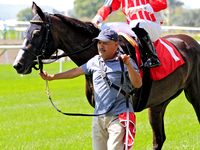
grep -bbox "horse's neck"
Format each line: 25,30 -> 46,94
68,43 -> 98,66
52,15 -> 99,66
58,30 -> 98,66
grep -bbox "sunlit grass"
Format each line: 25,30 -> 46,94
0,62 -> 199,150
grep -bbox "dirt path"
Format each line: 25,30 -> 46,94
0,40 -> 23,65
0,39 -> 24,45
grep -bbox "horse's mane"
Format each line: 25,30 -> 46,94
54,14 -> 100,38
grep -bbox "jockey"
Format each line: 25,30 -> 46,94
91,0 -> 167,68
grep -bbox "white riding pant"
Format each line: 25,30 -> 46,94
100,20 -> 162,42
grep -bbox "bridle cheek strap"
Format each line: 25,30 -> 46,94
21,13 -> 55,73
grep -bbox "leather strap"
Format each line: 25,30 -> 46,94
99,54 -> 137,98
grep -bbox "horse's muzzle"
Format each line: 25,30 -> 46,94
13,62 -> 24,74
13,61 -> 36,74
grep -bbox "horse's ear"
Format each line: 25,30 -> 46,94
32,1 -> 45,21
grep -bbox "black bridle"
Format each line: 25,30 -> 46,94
21,12 -> 96,73
21,13 -> 56,73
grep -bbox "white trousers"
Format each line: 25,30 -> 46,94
100,20 -> 162,42
92,115 -> 125,150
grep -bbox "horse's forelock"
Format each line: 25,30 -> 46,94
54,14 -> 100,38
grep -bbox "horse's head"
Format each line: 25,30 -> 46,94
13,2 -> 57,74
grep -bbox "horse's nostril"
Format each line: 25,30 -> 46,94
13,63 -> 23,71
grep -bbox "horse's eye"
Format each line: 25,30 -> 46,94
32,30 -> 41,39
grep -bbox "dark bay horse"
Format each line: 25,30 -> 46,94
13,2 -> 200,150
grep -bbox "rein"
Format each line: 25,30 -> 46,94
45,80 -> 110,116
23,13 -> 136,118
45,55 -> 137,117
46,41 -> 96,60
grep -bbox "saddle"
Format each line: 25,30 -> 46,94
118,32 -> 185,112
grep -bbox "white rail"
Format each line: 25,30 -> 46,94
0,25 -> 200,39
1,25 -> 200,66
0,45 -> 22,64
0,25 -> 200,32
0,45 -> 22,49
0,45 -> 65,73
162,26 -> 200,31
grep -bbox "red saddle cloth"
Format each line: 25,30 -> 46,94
134,37 -> 185,81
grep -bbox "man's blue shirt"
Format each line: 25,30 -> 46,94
82,52 -> 140,116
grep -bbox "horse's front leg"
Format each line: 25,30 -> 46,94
148,100 -> 171,150
85,75 -> 95,108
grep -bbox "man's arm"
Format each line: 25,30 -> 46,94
117,54 -> 142,88
39,66 -> 85,81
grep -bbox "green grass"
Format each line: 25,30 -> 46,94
192,36 -> 200,41
0,62 -> 199,150
0,30 -> 21,40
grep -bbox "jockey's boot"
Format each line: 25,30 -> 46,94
132,24 -> 161,68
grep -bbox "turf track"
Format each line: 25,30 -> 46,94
0,62 -> 199,149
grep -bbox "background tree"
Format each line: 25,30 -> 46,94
74,0 -> 126,22
74,0 -> 104,19
172,9 -> 200,27
168,0 -> 184,14
17,8 -> 33,21
163,0 -> 184,25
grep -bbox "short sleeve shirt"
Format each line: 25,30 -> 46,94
82,52 -> 140,116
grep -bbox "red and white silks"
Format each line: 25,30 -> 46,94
93,0 -> 167,24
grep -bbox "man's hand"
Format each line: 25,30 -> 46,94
39,66 -> 85,81
116,54 -> 131,65
39,71 -> 53,81
117,54 -> 142,88
126,6 -> 143,17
